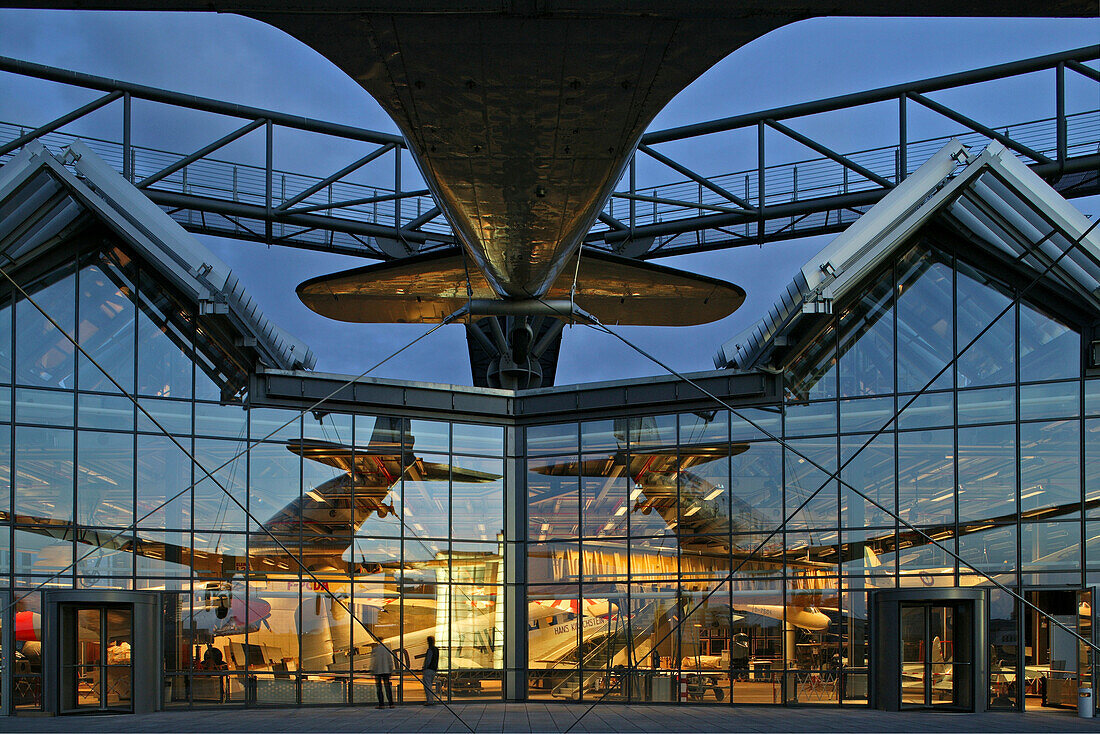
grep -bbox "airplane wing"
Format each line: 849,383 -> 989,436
417,461 -> 500,483
528,443 -> 747,479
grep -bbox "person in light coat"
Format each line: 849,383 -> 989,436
371,642 -> 395,708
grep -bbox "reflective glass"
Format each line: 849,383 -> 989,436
192,438 -> 248,532
527,456 -> 578,541
1019,381 -> 1079,421
957,524 -> 1017,577
897,391 -> 952,430
784,437 -> 838,530
1019,420 -> 1079,517
581,461 -> 628,538
955,261 -> 1015,388
730,408 -> 781,442
77,429 -> 134,528
136,398 -> 191,436
78,393 -> 134,431
452,422 -> 503,456
15,387 -> 72,426
958,424 -> 1016,522
135,302 -> 191,399
790,319 -> 838,401
785,400 -> 837,437
840,432 -> 895,528
1020,522 -> 1079,570
525,423 -> 577,456
729,441 -> 782,532
957,386 -> 1015,426
897,429 -> 954,527
408,419 -> 449,454
14,425 -> 73,523
77,260 -> 136,394
16,267 -> 75,389
839,396 -> 893,434
1019,302 -> 1078,383
896,246 -> 953,393
838,273 -> 893,398
403,451 -> 450,539
135,433 -> 191,529
452,456 -> 504,541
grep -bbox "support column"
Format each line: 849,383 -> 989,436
503,425 -> 527,700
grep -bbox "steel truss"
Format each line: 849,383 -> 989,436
0,46 -> 1097,263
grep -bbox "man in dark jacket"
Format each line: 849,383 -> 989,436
422,636 -> 439,705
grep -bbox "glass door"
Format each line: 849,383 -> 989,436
900,602 -> 969,708
61,605 -> 133,713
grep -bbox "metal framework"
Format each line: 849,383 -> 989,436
0,46 -> 1096,263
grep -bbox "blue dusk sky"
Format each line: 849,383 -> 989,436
0,10 -> 1096,386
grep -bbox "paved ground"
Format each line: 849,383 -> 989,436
2,703 -> 1093,733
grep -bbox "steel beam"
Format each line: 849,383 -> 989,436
765,118 -> 895,189
0,55 -> 404,146
907,92 -> 1053,165
637,144 -> 755,211
137,118 -> 265,188
145,189 -> 451,245
287,188 -> 431,215
276,143 -> 397,210
0,89 -> 122,157
642,45 -> 1099,144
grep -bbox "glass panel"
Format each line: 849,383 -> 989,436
897,429 -> 954,527
529,455 -> 578,541
403,452 -> 450,540
78,393 -> 134,432
451,456 -> 504,541
580,419 -> 624,453
628,415 -> 677,452
1019,381 -> 1079,421
452,422 -> 503,457
78,261 -> 136,394
838,272 -> 893,398
580,459 -> 628,538
135,433 -> 191,529
785,400 -> 837,438
16,267 -> 75,389
957,386 -> 1015,426
77,430 -> 134,528
900,605 -> 926,705
1020,420 -> 1079,518
193,438 -> 248,532
958,424 -> 1016,522
527,542 -> 579,585
193,402 -> 247,439
958,524 -> 1016,578
896,246 -> 953,393
955,261 -> 1014,388
1021,522 -> 1080,570
730,441 -> 782,532
15,387 -> 73,426
839,396 -> 893,434
790,319 -> 838,401
841,432 -> 895,528
730,408 -> 781,442
784,437 -> 837,530
1019,302 -> 1079,383
408,419 -> 449,454
988,590 -> 1019,709
14,425 -> 73,523
526,423 -> 577,456
136,303 -> 192,399
897,391 -> 952,430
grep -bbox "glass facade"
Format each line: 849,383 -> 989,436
1,236 -> 1096,712
521,239 -> 1095,708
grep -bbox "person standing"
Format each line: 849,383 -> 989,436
371,641 -> 395,709
422,636 -> 440,705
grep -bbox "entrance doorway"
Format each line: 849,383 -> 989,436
900,602 -> 971,708
1023,588 -> 1095,710
59,604 -> 133,713
871,588 -> 985,712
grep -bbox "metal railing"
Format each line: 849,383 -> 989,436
1,46 -> 1097,261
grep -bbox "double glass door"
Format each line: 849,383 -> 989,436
61,605 -> 133,712
900,602 -> 971,708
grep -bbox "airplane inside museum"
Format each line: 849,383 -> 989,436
0,0 -> 1097,719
